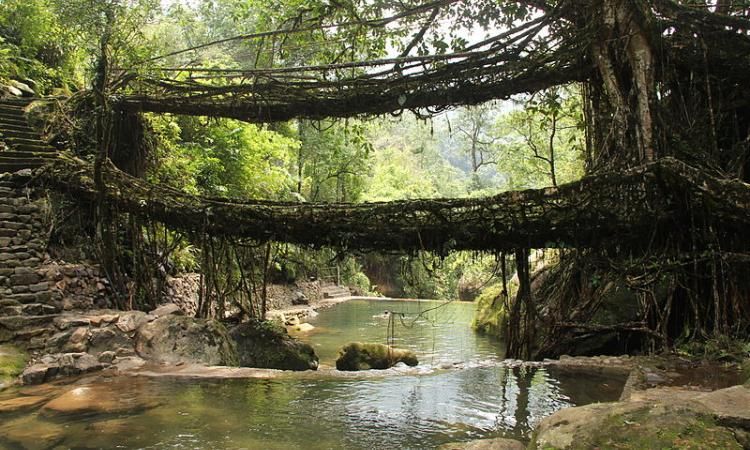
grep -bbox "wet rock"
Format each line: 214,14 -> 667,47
149,303 -> 183,318
136,315 -> 238,366
0,395 -> 48,413
40,382 -> 159,417
98,351 -> 116,364
335,342 -> 418,371
439,437 -> 526,450
229,319 -> 318,371
0,415 -> 66,450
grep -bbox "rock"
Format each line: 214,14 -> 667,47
115,311 -> 152,333
63,326 -> 89,353
0,344 -> 27,385
229,319 -> 318,371
88,326 -> 132,354
291,291 -> 309,305
20,352 -> 104,385
291,322 -> 315,333
89,314 -> 119,327
149,303 -> 183,318
335,342 -> 418,371
0,395 -> 48,413
438,438 -> 526,450
530,399 -> 743,449
98,351 -> 116,364
40,381 -> 159,417
0,415 -> 66,450
135,315 -> 238,366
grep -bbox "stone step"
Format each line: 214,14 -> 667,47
2,137 -> 47,147
0,123 -> 36,134
0,314 -> 57,331
321,285 -> 351,298
0,115 -> 28,127
0,151 -> 57,160
4,143 -> 53,153
0,162 -> 45,173
0,129 -> 39,140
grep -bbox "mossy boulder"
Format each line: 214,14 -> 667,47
0,344 -> 27,389
529,399 -> 744,449
335,342 -> 418,371
471,284 -> 507,338
135,316 -> 238,366
229,319 -> 318,371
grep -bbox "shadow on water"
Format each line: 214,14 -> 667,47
0,299 -> 627,449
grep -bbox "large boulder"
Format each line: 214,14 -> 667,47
335,342 -> 418,371
135,316 -> 238,366
529,387 -> 749,450
228,319 -> 318,371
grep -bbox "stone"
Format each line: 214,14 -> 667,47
530,399 -> 743,449
335,342 -> 418,371
20,352 -> 104,385
53,316 -> 91,330
10,272 -> 39,285
149,303 -> 183,318
136,315 -> 238,366
438,438 -> 526,450
98,351 -> 116,364
40,381 -> 159,417
0,395 -> 48,413
21,364 -> 55,385
0,415 -> 66,450
229,319 -> 318,371
115,311 -> 152,333
63,326 -> 89,353
88,326 -> 132,355
291,291 -> 309,305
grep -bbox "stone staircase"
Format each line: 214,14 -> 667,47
0,97 -> 60,350
0,97 -> 57,173
321,284 -> 351,299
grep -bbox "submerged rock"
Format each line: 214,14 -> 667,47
40,381 -> 160,417
0,415 -> 66,450
136,315 -> 238,366
0,395 -> 48,413
229,319 -> 318,371
335,342 -> 418,371
439,437 -> 526,450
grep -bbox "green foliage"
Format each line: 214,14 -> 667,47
149,115 -> 298,199
677,336 -> 750,363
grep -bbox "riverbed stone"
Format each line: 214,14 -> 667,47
439,438 -> 526,450
136,315 -> 238,366
335,342 -> 418,371
0,415 -> 66,450
229,319 -> 318,371
40,382 -> 160,417
0,395 -> 48,413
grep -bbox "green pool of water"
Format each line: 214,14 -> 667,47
0,300 -> 627,449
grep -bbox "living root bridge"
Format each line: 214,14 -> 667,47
22,156 -> 750,253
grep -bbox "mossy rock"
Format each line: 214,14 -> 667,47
0,344 -> 27,388
530,400 -> 743,449
229,319 -> 318,371
471,284 -> 507,338
335,342 -> 418,371
741,359 -> 750,386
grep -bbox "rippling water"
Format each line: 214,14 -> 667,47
0,300 -> 627,449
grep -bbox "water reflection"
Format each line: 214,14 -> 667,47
0,299 -> 626,448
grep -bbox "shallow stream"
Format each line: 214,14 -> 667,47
0,299 -> 627,449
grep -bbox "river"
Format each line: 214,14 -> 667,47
0,299 -> 627,449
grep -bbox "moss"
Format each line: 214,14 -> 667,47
585,406 -> 740,449
471,283 -> 508,338
741,359 -> 750,385
335,342 -> 418,371
0,345 -> 27,386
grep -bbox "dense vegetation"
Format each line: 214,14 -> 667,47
1,0 -> 748,360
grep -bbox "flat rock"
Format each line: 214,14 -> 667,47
149,303 -> 183,318
116,311 -> 152,333
438,438 -> 526,450
0,415 -> 66,450
40,382 -> 159,417
0,395 -> 48,413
